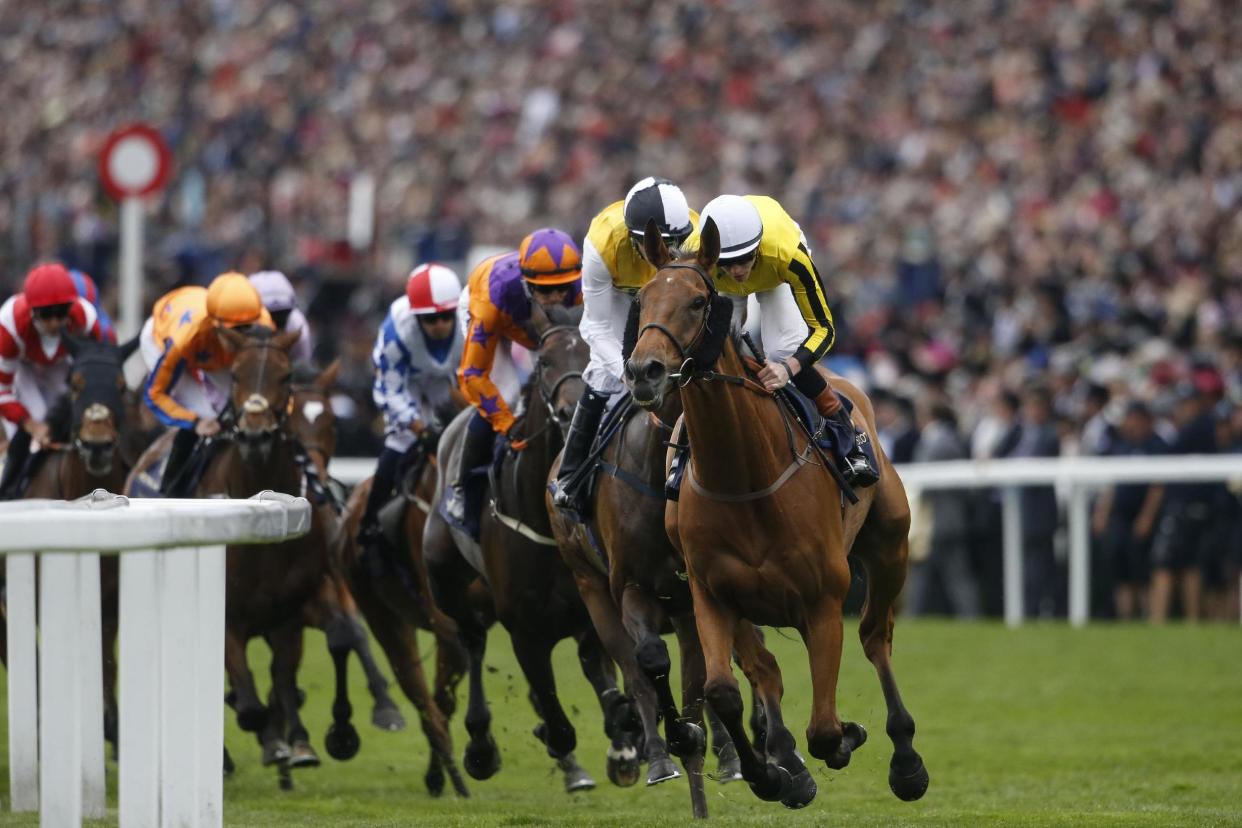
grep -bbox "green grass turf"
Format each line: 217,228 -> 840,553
2,620 -> 1240,826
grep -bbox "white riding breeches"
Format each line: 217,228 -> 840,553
2,361 -> 70,440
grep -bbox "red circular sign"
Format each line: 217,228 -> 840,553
98,124 -> 172,200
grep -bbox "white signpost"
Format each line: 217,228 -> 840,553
98,124 -> 172,340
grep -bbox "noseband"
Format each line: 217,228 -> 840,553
532,325 -> 585,425
227,339 -> 290,443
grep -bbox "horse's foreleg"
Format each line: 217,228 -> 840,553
267,624 -> 319,770
690,578 -> 782,803
734,621 -> 815,809
622,585 -> 700,777
101,600 -> 119,756
670,615 -> 709,819
571,569 -> 646,788
224,628 -> 267,733
321,615 -> 362,763
511,633 -> 595,793
856,534 -> 929,802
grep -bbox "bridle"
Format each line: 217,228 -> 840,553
226,337 -> 292,445
527,324 -> 584,431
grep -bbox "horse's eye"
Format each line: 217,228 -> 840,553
690,296 -> 707,311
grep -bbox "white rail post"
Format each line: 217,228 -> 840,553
159,545 -> 199,828
1001,487 -> 1024,627
1067,485 -> 1091,627
120,549 -> 161,828
196,544 -> 227,828
6,552 -> 38,812
40,551 -> 83,828
78,552 -> 106,818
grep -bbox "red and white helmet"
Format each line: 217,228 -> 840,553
405,263 -> 461,314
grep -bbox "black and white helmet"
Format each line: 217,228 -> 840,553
623,177 -> 693,245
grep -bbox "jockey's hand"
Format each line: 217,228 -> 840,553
195,417 -> 221,437
22,418 -> 56,448
758,360 -> 792,393
409,418 -> 427,436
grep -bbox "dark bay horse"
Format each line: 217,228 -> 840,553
292,369 -> 469,798
623,219 -> 930,810
424,321 -> 626,793
548,389 -> 746,819
126,326 -> 350,789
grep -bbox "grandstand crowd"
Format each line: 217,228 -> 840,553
0,0 -> 1238,620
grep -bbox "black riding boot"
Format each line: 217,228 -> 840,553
445,412 -> 496,527
358,447 -> 403,545
159,427 -> 200,497
549,387 -> 608,512
0,429 -> 32,500
831,408 -> 879,488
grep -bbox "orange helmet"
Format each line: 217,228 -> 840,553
206,272 -> 264,327
518,228 -> 583,286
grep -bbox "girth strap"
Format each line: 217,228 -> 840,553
489,500 -> 559,546
686,448 -> 811,503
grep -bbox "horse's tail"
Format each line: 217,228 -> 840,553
118,334 -> 141,362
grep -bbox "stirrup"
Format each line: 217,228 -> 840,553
841,454 -> 879,488
549,476 -> 579,510
443,484 -> 467,523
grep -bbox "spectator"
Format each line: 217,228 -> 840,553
906,402 -> 980,618
875,391 -> 919,465
1010,387 -> 1062,618
1091,401 -> 1166,620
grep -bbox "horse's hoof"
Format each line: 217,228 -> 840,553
606,742 -> 641,787
825,722 -> 865,770
324,722 -> 361,761
425,762 -> 445,797
278,773 -> 293,792
236,705 -> 268,733
889,753 -> 930,802
464,736 -> 502,781
779,766 -> 818,810
713,742 -> 743,783
371,702 -> 406,732
289,741 -> 321,769
645,755 -> 681,786
748,763 -> 786,802
668,720 -> 705,761
560,758 -> 596,793
261,740 -> 291,767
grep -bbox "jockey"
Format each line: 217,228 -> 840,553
696,194 -> 878,487
140,272 -> 273,495
549,176 -> 696,512
0,263 -> 105,497
443,228 -> 583,526
249,270 -> 313,364
68,270 -> 117,344
357,263 -> 466,548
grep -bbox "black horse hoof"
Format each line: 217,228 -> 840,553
324,722 -> 361,761
371,702 -> 406,732
779,766 -> 818,809
464,736 -> 502,781
261,740 -> 291,768
889,753 -> 930,802
606,742 -> 641,787
425,762 -> 445,797
236,705 -> 268,733
826,722 -> 866,770
646,754 -> 681,786
223,748 -> 235,777
278,773 -> 294,792
748,763 -> 787,802
713,742 -> 743,784
669,720 -> 706,761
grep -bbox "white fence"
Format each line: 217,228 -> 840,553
2,490 -> 311,828
329,453 -> 1242,627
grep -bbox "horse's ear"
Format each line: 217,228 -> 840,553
527,296 -> 552,338
70,371 -> 86,393
697,217 -> 721,272
272,327 -> 302,353
316,358 -> 341,392
643,218 -> 671,268
215,326 -> 247,353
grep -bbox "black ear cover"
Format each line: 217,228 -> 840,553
690,294 -> 734,370
621,299 -> 641,362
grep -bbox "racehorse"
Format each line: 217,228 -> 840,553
424,315 -> 630,793
292,367 -> 470,798
623,218 -> 930,809
547,389 -> 746,819
126,326 -> 352,789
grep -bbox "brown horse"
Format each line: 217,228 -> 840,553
293,369 -> 469,798
126,326 -> 349,789
623,219 -> 930,809
548,389 -> 747,818
424,321 -> 624,793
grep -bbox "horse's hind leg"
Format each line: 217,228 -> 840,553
267,624 -> 320,770
855,529 -> 930,802
512,632 -> 594,793
322,615 -> 362,762
574,627 -> 643,791
690,579 -> 784,804
225,627 -> 268,733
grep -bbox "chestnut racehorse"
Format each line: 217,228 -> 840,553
623,219 -> 930,810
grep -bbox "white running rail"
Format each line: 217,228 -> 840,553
329,453 -> 1242,628
1,489 -> 311,828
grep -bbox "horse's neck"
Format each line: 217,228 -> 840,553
615,395 -> 680,483
680,341 -> 787,490
500,390 -> 559,519
218,438 -> 302,498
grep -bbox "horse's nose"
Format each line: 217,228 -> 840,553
624,358 -> 666,385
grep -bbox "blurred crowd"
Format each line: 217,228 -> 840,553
1,1 -> 1239,619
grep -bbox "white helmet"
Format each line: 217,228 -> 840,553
701,195 -> 763,260
406,263 -> 461,314
249,270 -> 297,312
